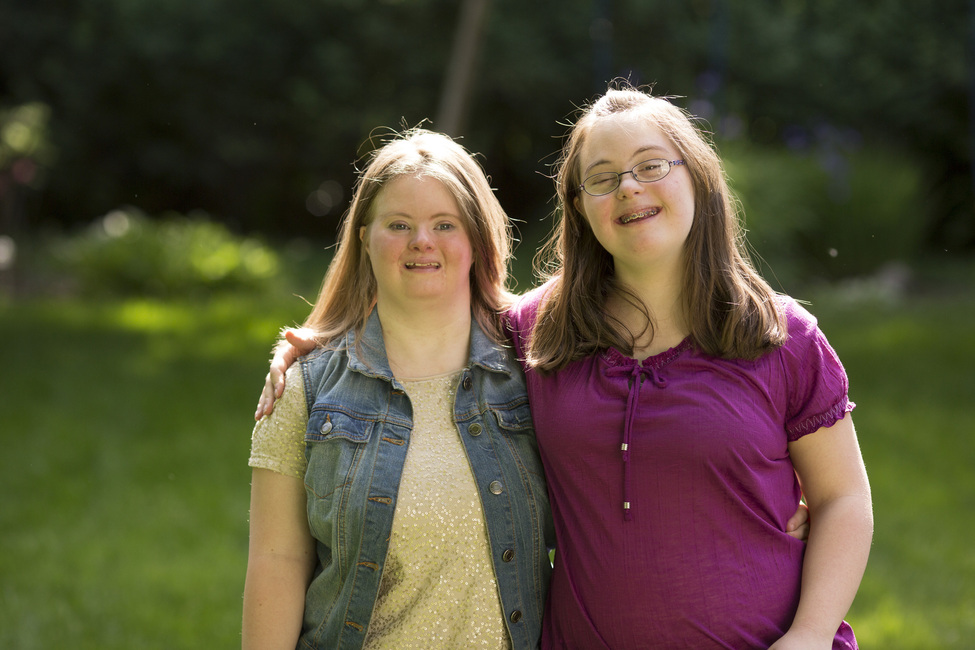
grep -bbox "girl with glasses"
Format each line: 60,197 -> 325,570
508,84 -> 872,649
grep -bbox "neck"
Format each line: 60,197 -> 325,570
611,262 -> 688,360
376,299 -> 472,379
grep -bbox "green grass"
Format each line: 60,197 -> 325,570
806,288 -> 975,647
1,278 -> 972,648
0,293 -> 310,649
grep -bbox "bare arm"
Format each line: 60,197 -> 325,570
770,413 -> 873,649
242,467 -> 316,649
254,328 -> 319,420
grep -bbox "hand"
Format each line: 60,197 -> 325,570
768,626 -> 831,649
785,501 -> 810,541
254,328 -> 318,420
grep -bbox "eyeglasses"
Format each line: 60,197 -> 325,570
576,159 -> 685,196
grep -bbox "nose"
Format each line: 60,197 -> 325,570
410,226 -> 434,249
616,172 -> 643,198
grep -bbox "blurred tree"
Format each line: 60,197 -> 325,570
437,0 -> 493,136
722,0 -> 973,251
0,0 -> 969,259
0,0 -> 459,236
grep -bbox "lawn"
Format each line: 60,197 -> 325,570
1,278 -> 972,648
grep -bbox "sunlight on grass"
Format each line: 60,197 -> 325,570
110,298 -> 196,333
812,291 -> 975,649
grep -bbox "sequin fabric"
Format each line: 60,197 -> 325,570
248,368 -> 510,649
249,366 -> 307,479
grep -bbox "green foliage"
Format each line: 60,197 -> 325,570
51,208 -> 282,296
722,140 -> 924,287
0,0 -> 969,270
0,102 -> 54,177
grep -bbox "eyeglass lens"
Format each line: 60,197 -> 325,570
581,159 -> 677,196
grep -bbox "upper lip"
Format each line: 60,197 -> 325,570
618,206 -> 660,224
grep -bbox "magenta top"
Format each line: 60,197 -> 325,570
507,288 -> 858,649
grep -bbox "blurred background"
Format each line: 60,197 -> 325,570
1,1 -> 972,647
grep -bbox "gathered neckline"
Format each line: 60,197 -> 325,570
600,337 -> 693,369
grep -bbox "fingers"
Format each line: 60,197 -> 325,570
255,327 -> 316,421
255,373 -> 274,421
284,327 -> 318,352
784,501 -> 811,541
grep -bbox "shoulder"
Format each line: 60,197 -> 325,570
506,282 -> 556,332
773,295 -> 836,360
776,294 -> 818,337
505,283 -> 555,358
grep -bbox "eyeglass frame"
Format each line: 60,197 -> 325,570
575,159 -> 686,197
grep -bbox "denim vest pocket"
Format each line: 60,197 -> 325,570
491,401 -> 533,432
304,408 -> 378,555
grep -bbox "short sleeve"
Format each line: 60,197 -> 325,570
248,365 -> 308,479
780,298 -> 856,441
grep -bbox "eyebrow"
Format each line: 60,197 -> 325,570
583,144 -> 671,175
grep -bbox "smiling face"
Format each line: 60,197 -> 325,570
573,112 -> 696,280
360,174 -> 474,312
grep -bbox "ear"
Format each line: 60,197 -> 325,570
573,195 -> 583,217
359,226 -> 368,253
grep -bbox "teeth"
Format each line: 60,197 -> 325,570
621,208 -> 659,224
406,262 -> 439,268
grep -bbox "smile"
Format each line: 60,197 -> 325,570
619,207 -> 660,225
405,262 -> 441,269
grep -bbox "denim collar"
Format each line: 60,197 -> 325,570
344,308 -> 511,382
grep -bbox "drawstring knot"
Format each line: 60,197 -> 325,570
605,361 -> 669,522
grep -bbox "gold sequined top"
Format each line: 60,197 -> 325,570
249,366 -> 511,649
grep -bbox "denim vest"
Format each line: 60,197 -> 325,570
297,310 -> 553,650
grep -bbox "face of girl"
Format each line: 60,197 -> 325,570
573,112 -> 696,278
360,174 -> 474,311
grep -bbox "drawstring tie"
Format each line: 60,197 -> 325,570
606,362 -> 668,522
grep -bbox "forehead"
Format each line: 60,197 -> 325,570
372,174 -> 461,215
580,113 -> 676,173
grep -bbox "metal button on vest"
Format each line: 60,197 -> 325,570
462,375 -> 473,390
320,421 -> 332,434
488,480 -> 503,495
502,549 -> 515,562
510,610 -> 523,623
468,423 -> 482,437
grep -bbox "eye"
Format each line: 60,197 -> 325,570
636,161 -> 662,174
435,221 -> 458,231
388,221 -> 410,231
588,173 -> 617,188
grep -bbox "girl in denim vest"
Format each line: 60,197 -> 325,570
243,130 -> 553,650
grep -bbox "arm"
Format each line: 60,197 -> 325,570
242,468 -> 317,649
254,328 -> 319,420
770,413 -> 873,649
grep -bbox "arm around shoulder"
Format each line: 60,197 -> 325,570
773,413 -> 873,648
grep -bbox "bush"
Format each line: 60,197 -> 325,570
52,207 -> 282,296
721,140 -> 924,289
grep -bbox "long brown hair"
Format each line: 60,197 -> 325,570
302,129 -> 514,346
527,84 -> 786,371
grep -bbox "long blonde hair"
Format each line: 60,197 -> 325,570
528,84 -> 786,371
302,129 -> 514,345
